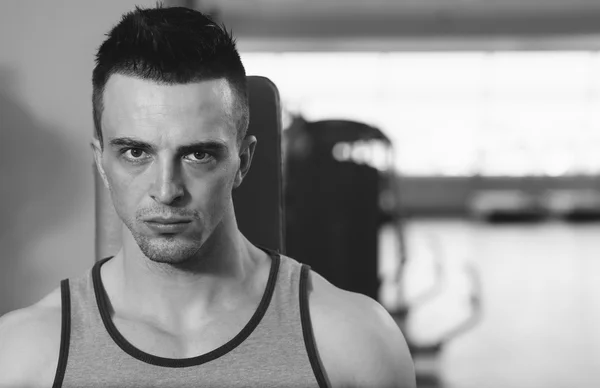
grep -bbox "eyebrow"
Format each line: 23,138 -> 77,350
108,137 -> 229,155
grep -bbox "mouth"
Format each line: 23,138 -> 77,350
144,217 -> 192,224
144,221 -> 191,233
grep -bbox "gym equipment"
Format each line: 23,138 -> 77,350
283,118 -> 395,300
468,189 -> 547,223
283,116 -> 482,386
542,189 -> 600,222
94,76 -> 284,261
390,233 -> 482,388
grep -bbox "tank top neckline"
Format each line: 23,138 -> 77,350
90,246 -> 282,368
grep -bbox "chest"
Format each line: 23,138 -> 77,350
111,306 -> 257,359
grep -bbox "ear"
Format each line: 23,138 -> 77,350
90,138 -> 110,191
233,135 -> 257,189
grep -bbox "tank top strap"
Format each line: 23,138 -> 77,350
249,251 -> 329,388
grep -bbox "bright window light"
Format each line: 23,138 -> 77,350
241,51 -> 600,177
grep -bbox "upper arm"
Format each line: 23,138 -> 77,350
359,297 -> 416,388
308,271 -> 416,388
0,289 -> 62,388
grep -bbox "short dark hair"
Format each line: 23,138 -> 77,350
92,4 -> 249,149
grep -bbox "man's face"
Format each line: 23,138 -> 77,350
93,74 -> 253,264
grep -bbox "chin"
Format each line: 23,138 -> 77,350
133,232 -> 203,264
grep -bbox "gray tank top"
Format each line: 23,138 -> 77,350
51,248 -> 329,388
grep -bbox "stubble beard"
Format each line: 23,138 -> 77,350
124,216 -> 205,265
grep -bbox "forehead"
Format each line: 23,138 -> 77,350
101,74 -> 236,142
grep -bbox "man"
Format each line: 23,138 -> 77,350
0,5 -> 415,387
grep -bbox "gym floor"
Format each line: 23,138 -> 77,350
379,219 -> 600,388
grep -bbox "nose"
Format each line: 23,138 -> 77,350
149,158 -> 185,205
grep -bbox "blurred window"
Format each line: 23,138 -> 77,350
242,51 -> 600,177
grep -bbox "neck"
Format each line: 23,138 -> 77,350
104,217 -> 262,332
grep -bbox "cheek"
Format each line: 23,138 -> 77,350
192,166 -> 236,208
105,163 -> 147,216
204,172 -> 234,201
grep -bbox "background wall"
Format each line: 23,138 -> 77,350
0,0 -> 155,315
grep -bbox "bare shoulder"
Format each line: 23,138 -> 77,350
306,270 -> 416,388
0,287 -> 63,388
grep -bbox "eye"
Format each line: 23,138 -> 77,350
126,149 -> 145,158
185,151 -> 213,163
121,148 -> 148,161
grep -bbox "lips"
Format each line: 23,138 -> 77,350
144,220 -> 191,233
144,217 -> 192,224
